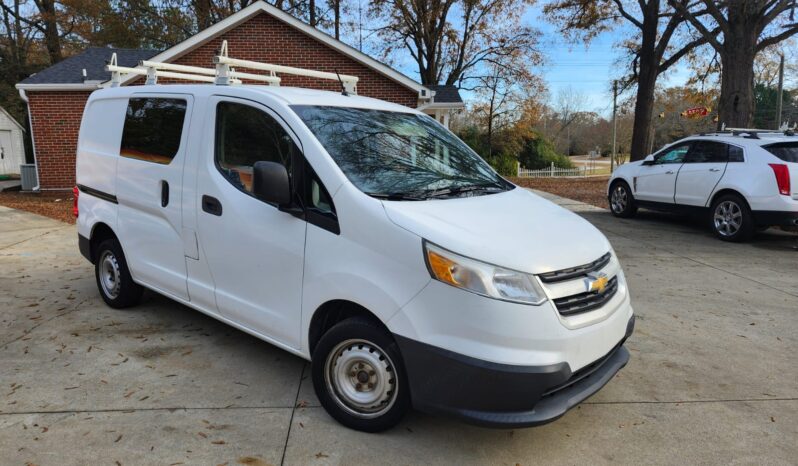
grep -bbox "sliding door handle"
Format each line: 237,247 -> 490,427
161,180 -> 169,207
202,195 -> 223,216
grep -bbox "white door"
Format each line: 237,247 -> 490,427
674,140 -> 730,207
194,97 -> 306,348
115,95 -> 192,301
0,130 -> 12,174
634,142 -> 690,203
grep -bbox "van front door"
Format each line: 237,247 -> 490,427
194,97 -> 306,349
115,95 -> 192,301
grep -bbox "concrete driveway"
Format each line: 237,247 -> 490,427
1,197 -> 796,466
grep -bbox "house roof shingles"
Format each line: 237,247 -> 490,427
427,84 -> 463,104
18,44 -> 462,105
19,47 -> 160,85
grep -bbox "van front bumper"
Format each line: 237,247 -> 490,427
394,315 -> 634,428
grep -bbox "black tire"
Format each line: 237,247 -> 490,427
311,317 -> 410,432
609,180 -> 638,218
709,194 -> 755,242
94,238 -> 143,308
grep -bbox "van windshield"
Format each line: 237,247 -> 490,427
292,105 -> 511,200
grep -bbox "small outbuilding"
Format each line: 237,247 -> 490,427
0,106 -> 26,176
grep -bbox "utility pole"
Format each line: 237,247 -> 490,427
611,80 -> 618,173
776,53 -> 785,129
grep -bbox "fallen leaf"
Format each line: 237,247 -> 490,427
114,434 -> 123,443
315,452 -> 329,459
211,440 -> 226,445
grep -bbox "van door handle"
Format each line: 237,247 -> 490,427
709,168 -> 721,172
202,195 -> 223,216
161,181 -> 169,207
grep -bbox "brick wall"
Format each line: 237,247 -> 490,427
28,11 -> 420,189
27,91 -> 91,189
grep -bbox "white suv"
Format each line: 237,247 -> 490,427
608,131 -> 798,241
75,84 -> 634,432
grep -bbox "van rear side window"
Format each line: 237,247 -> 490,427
120,98 -> 187,164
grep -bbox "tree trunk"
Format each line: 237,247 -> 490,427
334,0 -> 340,39
194,0 -> 212,30
37,0 -> 62,64
629,2 -> 660,161
309,0 -> 316,26
717,33 -> 757,129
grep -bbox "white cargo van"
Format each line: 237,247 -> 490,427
76,81 -> 634,432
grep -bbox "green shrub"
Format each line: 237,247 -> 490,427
518,132 -> 573,169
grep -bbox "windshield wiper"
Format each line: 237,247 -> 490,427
424,184 -> 506,198
366,191 -> 427,201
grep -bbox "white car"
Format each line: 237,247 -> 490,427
75,83 -> 634,432
608,131 -> 798,241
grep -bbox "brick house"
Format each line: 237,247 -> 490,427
16,1 -> 463,190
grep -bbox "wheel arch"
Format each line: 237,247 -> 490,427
308,300 -> 389,355
88,222 -> 119,263
708,188 -> 751,210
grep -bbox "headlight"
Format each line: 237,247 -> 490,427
423,241 -> 547,305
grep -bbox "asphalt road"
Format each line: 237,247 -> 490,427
0,195 -> 796,465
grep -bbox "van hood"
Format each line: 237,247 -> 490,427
381,187 -> 611,274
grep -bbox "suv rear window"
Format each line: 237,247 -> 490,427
120,98 -> 187,164
763,142 -> 798,163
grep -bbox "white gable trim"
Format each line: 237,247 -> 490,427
0,106 -> 25,132
115,1 -> 429,97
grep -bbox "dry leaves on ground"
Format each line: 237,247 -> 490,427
0,191 -> 75,224
509,177 -> 610,209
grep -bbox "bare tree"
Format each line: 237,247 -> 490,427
370,0 -> 539,86
545,0 -> 716,160
670,0 -> 798,128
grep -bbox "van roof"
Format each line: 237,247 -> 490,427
92,84 -> 420,114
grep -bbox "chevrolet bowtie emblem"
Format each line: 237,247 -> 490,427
586,272 -> 609,293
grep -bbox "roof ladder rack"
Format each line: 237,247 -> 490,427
105,41 -> 359,93
213,40 -> 358,93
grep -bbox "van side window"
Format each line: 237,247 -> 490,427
121,98 -> 187,164
215,102 -> 296,194
302,162 -> 335,215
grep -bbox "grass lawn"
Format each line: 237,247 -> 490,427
509,177 -> 610,209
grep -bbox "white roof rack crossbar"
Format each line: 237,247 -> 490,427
105,41 -> 359,92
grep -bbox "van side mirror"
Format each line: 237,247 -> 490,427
252,161 -> 290,206
641,154 -> 655,166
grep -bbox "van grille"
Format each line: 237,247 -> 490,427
553,276 -> 618,316
538,252 -> 611,283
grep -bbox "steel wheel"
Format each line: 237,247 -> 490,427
323,338 -> 398,419
99,250 -> 121,299
610,184 -> 628,214
713,200 -> 742,237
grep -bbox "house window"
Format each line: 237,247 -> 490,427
120,98 -> 187,164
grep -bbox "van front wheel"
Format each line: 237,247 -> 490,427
94,238 -> 143,308
311,317 -> 410,432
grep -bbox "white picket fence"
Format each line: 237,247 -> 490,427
517,162 -> 591,178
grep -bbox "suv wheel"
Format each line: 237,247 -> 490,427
609,181 -> 637,218
710,194 -> 754,242
311,317 -> 410,432
95,238 -> 143,308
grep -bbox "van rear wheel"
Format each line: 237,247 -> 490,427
94,238 -> 143,308
311,317 -> 410,432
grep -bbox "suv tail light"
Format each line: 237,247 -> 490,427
768,164 -> 791,196
73,186 -> 79,218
